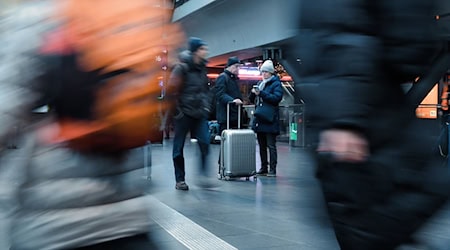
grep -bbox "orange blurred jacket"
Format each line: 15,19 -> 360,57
38,0 -> 184,152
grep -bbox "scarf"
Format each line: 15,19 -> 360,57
256,75 -> 274,105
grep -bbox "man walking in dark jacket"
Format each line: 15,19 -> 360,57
168,37 -> 211,191
294,0 -> 450,249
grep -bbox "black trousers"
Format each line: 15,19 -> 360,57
172,115 -> 210,182
256,132 -> 277,171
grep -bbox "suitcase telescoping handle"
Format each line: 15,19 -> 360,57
227,101 -> 241,130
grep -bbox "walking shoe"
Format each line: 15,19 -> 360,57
267,170 -> 276,177
175,181 -> 189,190
256,169 -> 268,175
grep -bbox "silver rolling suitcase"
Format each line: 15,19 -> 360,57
218,102 -> 256,181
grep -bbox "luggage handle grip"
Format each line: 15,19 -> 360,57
227,101 -> 242,130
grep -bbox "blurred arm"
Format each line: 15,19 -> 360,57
300,0 -> 438,162
167,64 -> 185,101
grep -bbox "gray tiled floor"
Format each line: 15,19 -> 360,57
146,140 -> 339,249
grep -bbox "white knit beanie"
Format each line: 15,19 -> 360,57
260,60 -> 275,74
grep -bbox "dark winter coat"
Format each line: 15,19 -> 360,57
249,75 -> 283,134
296,0 -> 442,143
215,70 -> 243,124
168,50 -> 211,119
290,0 -> 450,248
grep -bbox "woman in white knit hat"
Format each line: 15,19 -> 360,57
249,60 -> 283,177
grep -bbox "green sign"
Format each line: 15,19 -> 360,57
290,123 -> 297,140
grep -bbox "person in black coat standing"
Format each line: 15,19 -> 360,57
216,56 -> 243,133
294,0 -> 450,249
215,56 -> 244,165
249,60 -> 283,177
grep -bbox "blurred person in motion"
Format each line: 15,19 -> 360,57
215,56 -> 243,164
168,37 -> 213,191
249,60 -> 283,177
1,0 -> 183,249
293,0 -> 450,249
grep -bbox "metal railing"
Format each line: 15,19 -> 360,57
243,104 -> 306,147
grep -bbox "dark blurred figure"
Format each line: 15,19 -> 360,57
293,0 -> 450,249
2,0 -> 184,249
168,37 -> 212,191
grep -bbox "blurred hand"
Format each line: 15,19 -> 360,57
233,99 -> 243,105
317,129 -> 369,163
251,88 -> 260,95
